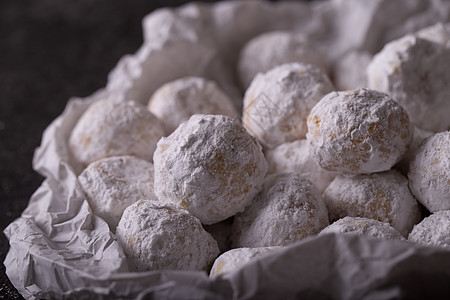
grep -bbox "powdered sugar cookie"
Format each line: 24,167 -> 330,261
154,114 -> 267,225
69,99 -> 165,168
408,131 -> 450,212
322,170 -> 421,236
210,246 -> 282,277
232,173 -> 329,247
78,155 -> 157,230
147,77 -> 238,133
243,63 -> 334,148
307,88 -> 412,175
320,216 -> 405,241
408,210 -> 450,248
116,200 -> 219,272
367,34 -> 450,132
238,31 -> 327,89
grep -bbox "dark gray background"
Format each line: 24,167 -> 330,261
0,0 -> 225,297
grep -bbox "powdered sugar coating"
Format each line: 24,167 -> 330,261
323,170 -> 422,236
367,35 -> 450,132
209,246 -> 282,277
265,139 -> 335,192
154,114 -> 267,225
238,31 -> 327,89
69,99 -> 165,168
319,217 -> 405,241
116,200 -> 219,272
408,131 -> 450,212
147,77 -> 238,133
333,50 -> 372,91
408,210 -> 450,248
306,88 -> 412,175
243,63 -> 334,149
232,173 -> 329,247
78,156 -> 157,230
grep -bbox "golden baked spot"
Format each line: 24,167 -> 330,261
368,123 -> 378,135
179,198 -> 189,209
136,200 -> 146,208
311,115 -> 321,126
367,189 -> 392,222
375,189 -> 386,201
293,225 -> 309,240
79,133 -> 92,150
242,184 -> 250,195
400,113 -> 408,124
128,234 -> 136,248
209,153 -> 226,175
400,130 -> 409,140
351,137 -> 364,145
332,129 -> 347,139
213,260 -> 227,275
98,125 -> 105,135
352,220 -> 369,230
159,143 -> 169,154
242,162 -> 257,177
378,145 -> 392,159
176,235 -> 185,244
431,158 -> 440,165
392,61 -> 399,74
163,206 -> 177,215
281,123 -> 292,132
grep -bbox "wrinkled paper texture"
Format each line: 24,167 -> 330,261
5,0 -> 450,299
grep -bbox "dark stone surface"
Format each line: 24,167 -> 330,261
0,0 -> 219,298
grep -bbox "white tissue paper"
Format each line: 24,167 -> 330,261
5,0 -> 450,299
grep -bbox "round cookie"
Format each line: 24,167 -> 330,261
306,88 -> 412,175
243,63 -> 334,149
319,217 -> 405,241
147,77 -> 238,133
322,170 -> 422,236
232,173 -> 329,247
408,131 -> 450,212
367,34 -> 450,132
238,31 -> 327,89
154,114 -> 267,225
116,200 -> 220,272
265,139 -> 335,192
408,210 -> 450,249
69,99 -> 165,168
210,246 -> 282,277
78,155 -> 157,230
